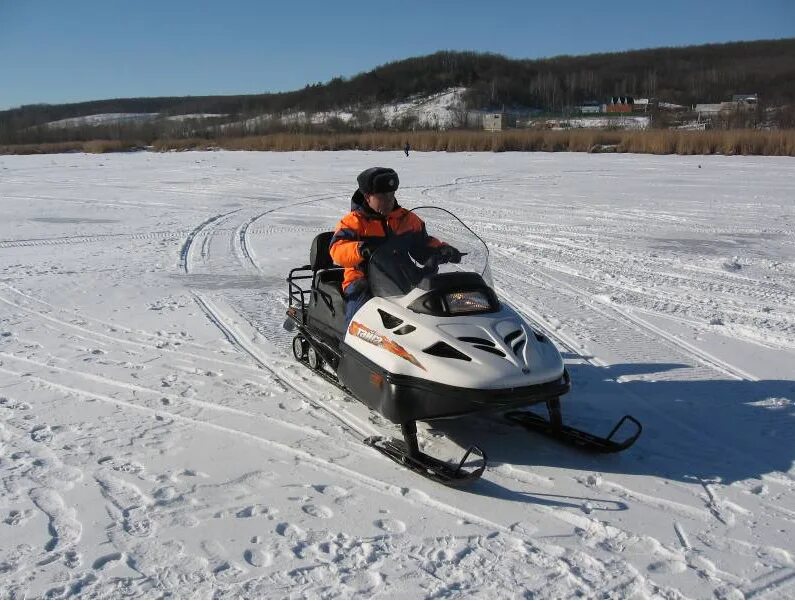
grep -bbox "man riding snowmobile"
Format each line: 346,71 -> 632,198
329,167 -> 462,324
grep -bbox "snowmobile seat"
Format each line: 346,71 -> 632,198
310,232 -> 336,271
307,232 -> 346,339
309,231 -> 344,294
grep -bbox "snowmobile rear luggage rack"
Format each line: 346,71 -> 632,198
505,399 -> 642,453
287,265 -> 313,316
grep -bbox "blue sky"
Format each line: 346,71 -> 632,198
1,0 -> 793,110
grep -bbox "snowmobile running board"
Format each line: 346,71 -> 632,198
365,422 -> 487,487
505,398 -> 642,453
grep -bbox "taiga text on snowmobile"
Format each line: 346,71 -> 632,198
285,207 -> 641,485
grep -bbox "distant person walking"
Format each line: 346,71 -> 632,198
404,142 -> 410,157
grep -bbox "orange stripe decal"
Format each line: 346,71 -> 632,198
348,321 -> 426,371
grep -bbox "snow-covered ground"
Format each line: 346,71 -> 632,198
43,113 -> 161,129
379,87 -> 466,129
0,150 -> 793,599
39,88 -> 467,133
537,116 -> 650,130
234,87 -> 466,132
43,113 -> 229,129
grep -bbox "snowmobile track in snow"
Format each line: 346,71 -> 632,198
0,230 -> 184,249
0,283 -> 270,375
0,362 -> 402,500
189,291 -> 377,440
491,252 -> 757,382
179,209 -> 241,273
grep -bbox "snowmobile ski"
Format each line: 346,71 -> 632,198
505,398 -> 642,453
365,422 -> 486,486
292,333 -> 487,485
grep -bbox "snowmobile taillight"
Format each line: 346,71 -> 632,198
444,290 -> 492,314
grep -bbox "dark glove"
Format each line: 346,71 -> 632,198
359,241 -> 380,261
437,245 -> 462,264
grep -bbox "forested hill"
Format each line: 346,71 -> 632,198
3,38 -> 794,129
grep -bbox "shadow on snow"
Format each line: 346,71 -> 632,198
429,358 -> 795,495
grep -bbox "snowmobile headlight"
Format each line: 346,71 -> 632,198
444,290 -> 492,314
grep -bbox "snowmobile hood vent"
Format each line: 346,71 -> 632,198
456,336 -> 506,357
474,345 -> 506,357
504,329 -> 522,344
504,329 -> 526,357
457,336 -> 495,347
423,342 -> 471,361
377,309 -> 403,329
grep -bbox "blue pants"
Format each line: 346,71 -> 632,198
344,280 -> 373,326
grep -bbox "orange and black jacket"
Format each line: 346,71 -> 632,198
330,190 -> 445,291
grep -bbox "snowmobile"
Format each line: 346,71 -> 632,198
284,207 -> 641,486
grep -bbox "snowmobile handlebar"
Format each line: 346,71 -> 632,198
419,250 -> 469,275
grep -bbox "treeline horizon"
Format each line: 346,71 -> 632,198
2,37 -> 794,146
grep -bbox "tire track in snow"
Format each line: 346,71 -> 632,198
0,363 -> 538,544
491,254 -> 753,382
0,230 -> 184,249
536,263 -> 755,381
481,224 -> 795,301
234,194 -> 339,273
745,569 -> 795,599
0,351 -> 320,438
607,303 -> 757,381
0,225 -> 325,250
493,274 -> 764,467
189,291 -> 377,440
179,209 -> 241,273
0,363 -> 382,487
480,229 -> 795,348
443,192 -> 795,346
0,285 -> 269,376
180,193 -> 381,440
492,257 -> 795,562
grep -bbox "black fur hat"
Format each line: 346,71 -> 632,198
357,167 -> 399,194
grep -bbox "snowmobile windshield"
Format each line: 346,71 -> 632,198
368,207 -> 492,298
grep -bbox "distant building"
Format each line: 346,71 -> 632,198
731,94 -> 759,111
483,112 -> 510,131
732,93 -> 758,105
694,103 -> 726,117
696,95 -> 759,118
606,96 -> 634,113
577,101 -> 601,114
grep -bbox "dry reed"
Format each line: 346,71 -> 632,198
2,130 -> 794,156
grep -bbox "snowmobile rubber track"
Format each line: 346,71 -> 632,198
364,435 -> 487,486
504,406 -> 642,453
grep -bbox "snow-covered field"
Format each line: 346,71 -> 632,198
1,150 -> 794,599
233,88 -> 466,132
554,115 -> 650,130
